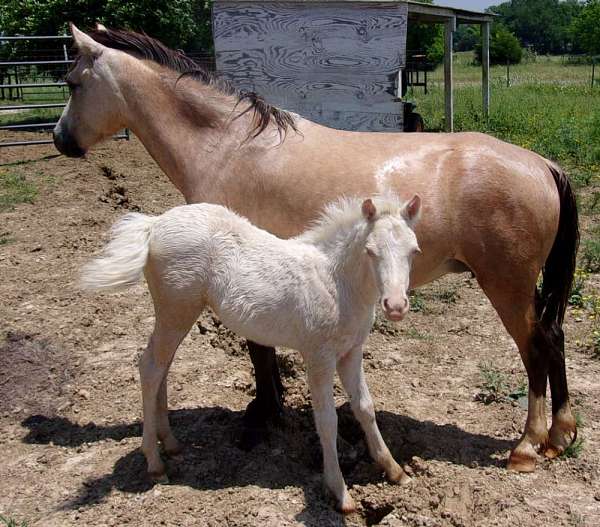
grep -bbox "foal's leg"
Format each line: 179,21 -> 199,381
139,301 -> 201,479
477,276 -> 549,472
242,341 -> 284,449
337,347 -> 410,484
157,377 -> 182,456
306,356 -> 355,513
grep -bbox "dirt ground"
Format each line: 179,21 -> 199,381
1,134 -> 599,527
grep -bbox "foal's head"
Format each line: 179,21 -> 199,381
362,195 -> 421,321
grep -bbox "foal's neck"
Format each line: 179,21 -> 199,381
310,222 -> 377,306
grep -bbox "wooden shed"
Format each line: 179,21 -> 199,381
212,0 -> 493,132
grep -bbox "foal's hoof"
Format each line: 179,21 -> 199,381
543,444 -> 561,459
387,464 -> 412,485
335,495 -> 357,515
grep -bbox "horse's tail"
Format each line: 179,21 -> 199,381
80,213 -> 158,292
537,161 -> 579,327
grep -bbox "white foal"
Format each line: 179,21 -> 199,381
81,194 -> 422,512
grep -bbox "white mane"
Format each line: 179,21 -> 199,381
296,194 -> 406,245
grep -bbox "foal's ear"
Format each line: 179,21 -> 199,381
361,199 -> 377,221
70,23 -> 104,58
403,194 -> 422,224
95,22 -> 108,32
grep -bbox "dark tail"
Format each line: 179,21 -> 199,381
536,162 -> 579,327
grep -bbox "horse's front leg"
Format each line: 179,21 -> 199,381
241,341 -> 285,449
337,347 -> 410,484
306,355 -> 355,513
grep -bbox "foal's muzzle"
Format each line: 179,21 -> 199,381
53,126 -> 86,158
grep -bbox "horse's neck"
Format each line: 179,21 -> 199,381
120,75 -> 248,202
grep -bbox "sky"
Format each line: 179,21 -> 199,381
435,0 -> 500,11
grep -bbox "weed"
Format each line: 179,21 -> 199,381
434,287 -> 459,304
561,437 -> 585,459
0,171 -> 37,212
581,235 -> 600,273
568,269 -> 588,307
475,363 -> 527,405
0,233 -> 13,245
0,515 -> 28,527
409,291 -> 426,313
404,327 -> 433,341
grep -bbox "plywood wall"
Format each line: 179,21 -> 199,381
213,1 -> 408,131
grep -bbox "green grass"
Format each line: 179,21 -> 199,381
408,53 -> 600,186
0,170 -> 37,211
581,228 -> 600,273
1,83 -> 66,126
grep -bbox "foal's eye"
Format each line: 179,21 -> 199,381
366,248 -> 376,258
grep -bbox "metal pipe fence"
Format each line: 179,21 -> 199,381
0,34 -> 129,148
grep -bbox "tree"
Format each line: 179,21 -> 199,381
489,0 -> 582,54
475,24 -> 523,65
570,0 -> 600,56
454,25 -> 480,53
0,0 -> 212,51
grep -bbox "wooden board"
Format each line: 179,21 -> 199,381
213,1 -> 407,131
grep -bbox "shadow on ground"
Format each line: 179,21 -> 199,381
21,404 -> 513,525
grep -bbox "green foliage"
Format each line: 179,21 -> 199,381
490,0 -> 583,55
570,0 -> 600,56
475,24 -> 523,65
409,291 -> 426,313
0,171 -> 37,211
561,436 -> 585,458
406,0 -> 444,66
0,0 -> 213,52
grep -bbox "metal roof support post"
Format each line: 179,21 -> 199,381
444,16 -> 456,132
482,21 -> 490,119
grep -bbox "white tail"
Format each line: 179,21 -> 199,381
80,213 -> 157,291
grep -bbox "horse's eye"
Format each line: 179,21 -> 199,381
66,80 -> 80,92
366,247 -> 376,258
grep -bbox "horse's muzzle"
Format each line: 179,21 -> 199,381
53,128 -> 86,158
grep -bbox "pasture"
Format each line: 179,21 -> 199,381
1,55 -> 600,526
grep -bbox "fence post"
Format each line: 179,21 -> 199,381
506,59 -> 510,88
592,58 -> 596,89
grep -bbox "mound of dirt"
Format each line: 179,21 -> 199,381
0,331 -> 74,416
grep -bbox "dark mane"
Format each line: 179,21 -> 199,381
87,27 -> 297,140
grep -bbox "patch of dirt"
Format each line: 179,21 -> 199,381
1,134 -> 599,527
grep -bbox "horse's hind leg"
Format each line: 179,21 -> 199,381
543,320 -> 577,457
476,275 -> 549,472
139,299 -> 201,479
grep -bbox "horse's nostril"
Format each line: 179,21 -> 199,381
383,298 -> 390,311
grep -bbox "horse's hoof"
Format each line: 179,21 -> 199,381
239,425 -> 268,452
149,470 -> 169,484
543,444 -> 562,459
507,452 -> 536,473
164,442 -> 183,459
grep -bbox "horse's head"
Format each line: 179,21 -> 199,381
362,195 -> 421,321
53,24 -> 128,157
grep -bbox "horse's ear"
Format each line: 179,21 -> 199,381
403,194 -> 421,224
70,22 -> 104,58
95,22 -> 108,32
361,199 -> 377,222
